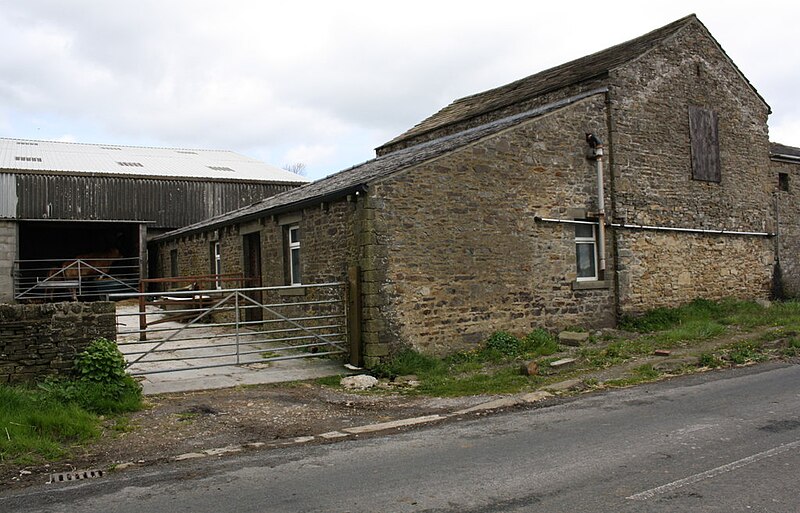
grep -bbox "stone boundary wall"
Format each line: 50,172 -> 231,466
0,301 -> 116,384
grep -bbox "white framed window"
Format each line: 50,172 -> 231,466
212,241 -> 222,289
288,225 -> 301,285
575,222 -> 598,281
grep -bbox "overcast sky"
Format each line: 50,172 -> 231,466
1,0 -> 798,180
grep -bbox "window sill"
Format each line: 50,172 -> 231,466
572,280 -> 610,291
278,287 -> 306,296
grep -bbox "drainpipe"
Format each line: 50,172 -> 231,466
586,134 -> 607,277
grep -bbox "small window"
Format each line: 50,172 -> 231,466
210,242 -> 222,289
575,222 -> 598,281
288,225 -> 301,285
689,106 -> 721,183
779,173 -> 789,192
169,249 -> 178,278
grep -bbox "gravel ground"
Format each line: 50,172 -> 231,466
1,381 -> 497,490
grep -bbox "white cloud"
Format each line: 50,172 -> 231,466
0,0 -> 798,180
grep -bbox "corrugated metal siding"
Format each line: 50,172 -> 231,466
0,173 -> 17,218
13,173 -> 294,229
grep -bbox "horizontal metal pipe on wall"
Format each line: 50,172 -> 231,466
534,216 -> 772,236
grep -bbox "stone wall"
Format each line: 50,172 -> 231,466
362,94 -> 616,361
153,201 -> 357,288
154,224 -> 245,289
772,158 -> 800,297
608,21 -> 774,313
0,221 -> 17,303
151,201 -> 358,359
615,230 -> 772,312
0,301 -> 116,384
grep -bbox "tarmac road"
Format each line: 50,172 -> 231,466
3,362 -> 799,513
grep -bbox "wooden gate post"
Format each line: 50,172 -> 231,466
347,266 -> 363,367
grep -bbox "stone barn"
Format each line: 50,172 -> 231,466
151,15 -> 795,366
0,138 -> 306,302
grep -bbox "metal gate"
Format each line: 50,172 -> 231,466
113,283 -> 348,376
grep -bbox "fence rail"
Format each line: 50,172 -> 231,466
111,282 -> 348,376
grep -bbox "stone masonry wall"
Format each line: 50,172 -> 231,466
151,202 -> 357,359
0,221 -> 17,303
153,224 -> 244,289
608,20 -> 774,313
361,94 -> 616,360
772,158 -> 800,298
0,301 -> 116,384
153,201 -> 356,288
615,231 -> 772,311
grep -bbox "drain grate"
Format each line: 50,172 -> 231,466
49,469 -> 104,484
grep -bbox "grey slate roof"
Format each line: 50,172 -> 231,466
770,142 -> 800,161
154,14 -> 771,242
377,14 -> 767,153
153,88 -> 608,242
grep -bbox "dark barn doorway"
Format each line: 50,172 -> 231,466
15,220 -> 144,301
242,232 -> 263,322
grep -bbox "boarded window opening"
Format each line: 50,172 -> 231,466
779,173 -> 789,192
689,106 -> 721,183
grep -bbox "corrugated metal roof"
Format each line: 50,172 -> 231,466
0,138 -> 308,184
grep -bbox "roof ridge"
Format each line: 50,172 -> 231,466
0,137 -> 234,154
377,14 -> 698,152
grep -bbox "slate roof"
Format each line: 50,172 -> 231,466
154,14 -> 771,242
377,14 -> 767,153
770,142 -> 800,161
0,138 -> 307,184
153,88 -> 608,241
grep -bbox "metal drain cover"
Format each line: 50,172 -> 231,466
49,469 -> 104,484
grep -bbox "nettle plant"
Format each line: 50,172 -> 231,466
74,337 -> 128,385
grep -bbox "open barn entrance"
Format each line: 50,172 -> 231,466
13,220 -> 145,301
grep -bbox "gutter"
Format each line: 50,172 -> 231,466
770,154 -> 800,164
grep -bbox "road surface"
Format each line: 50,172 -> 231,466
3,362 -> 799,512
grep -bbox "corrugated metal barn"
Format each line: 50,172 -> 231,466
0,138 -> 307,302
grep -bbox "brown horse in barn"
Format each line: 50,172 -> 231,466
48,248 -> 123,300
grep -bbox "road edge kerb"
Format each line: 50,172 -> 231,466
158,390 -> 555,466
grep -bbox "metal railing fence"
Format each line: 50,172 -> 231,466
13,257 -> 141,301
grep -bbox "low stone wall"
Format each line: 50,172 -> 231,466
0,302 -> 116,384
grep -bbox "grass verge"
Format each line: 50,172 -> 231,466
1,338 -> 143,465
330,299 -> 800,397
